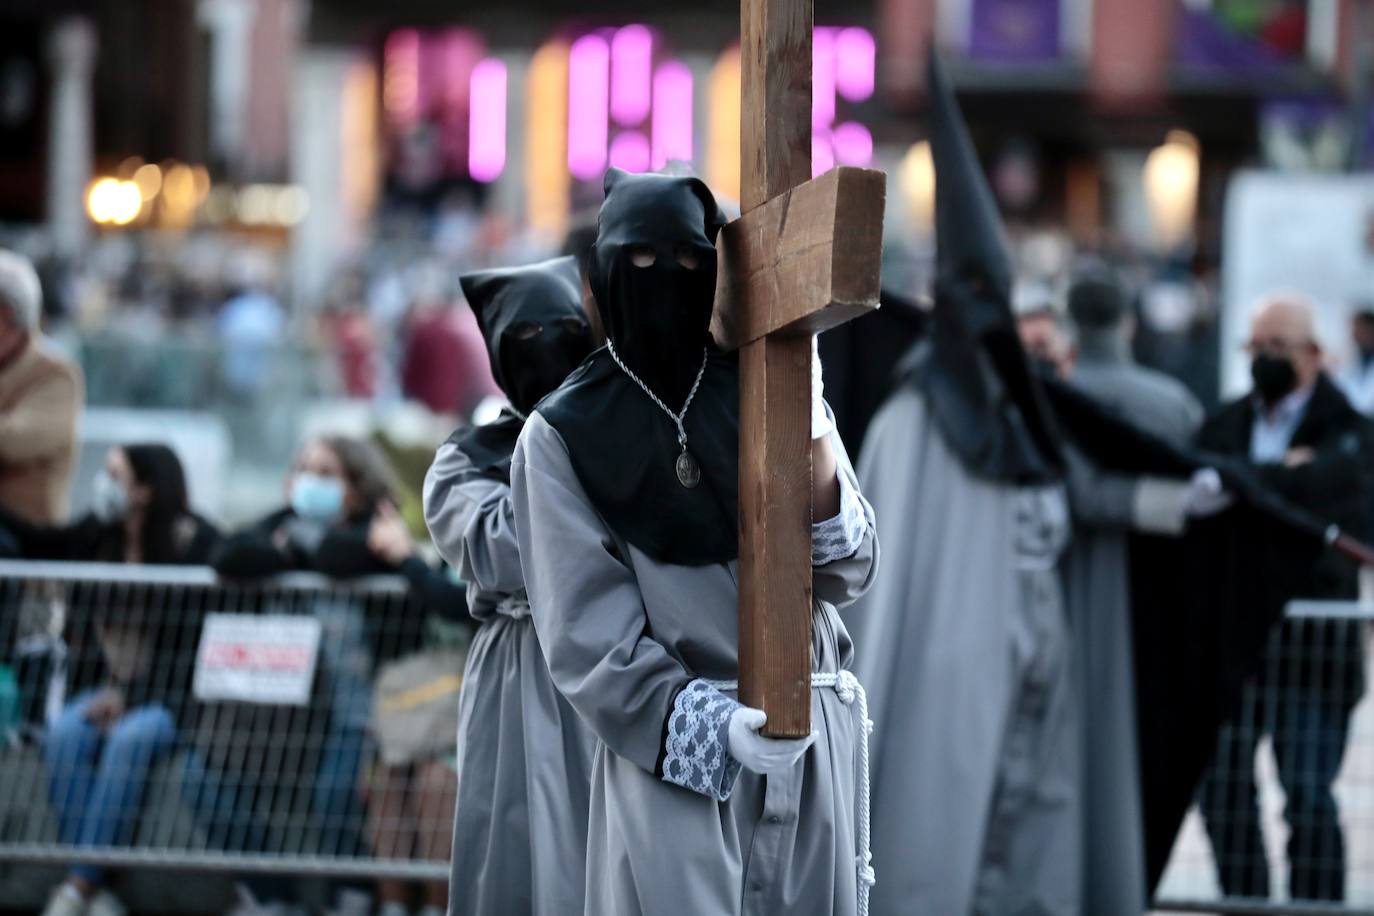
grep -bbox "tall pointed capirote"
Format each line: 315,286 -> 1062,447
910,51 -> 1064,483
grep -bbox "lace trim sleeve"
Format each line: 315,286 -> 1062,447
662,679 -> 743,801
812,470 -> 867,566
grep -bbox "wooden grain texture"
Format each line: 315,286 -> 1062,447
736,0 -> 815,738
712,166 -> 886,351
740,0 -> 812,212
737,335 -> 814,737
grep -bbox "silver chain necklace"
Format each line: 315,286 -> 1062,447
605,340 -> 708,488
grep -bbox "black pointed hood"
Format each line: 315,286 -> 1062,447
906,53 -> 1064,483
449,256 -> 592,482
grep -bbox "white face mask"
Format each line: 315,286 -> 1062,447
91,469 -> 130,524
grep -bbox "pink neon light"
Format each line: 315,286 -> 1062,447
651,61 -> 693,169
609,131 -> 652,173
831,121 -> 873,167
568,34 -> 611,179
442,29 -> 483,110
610,25 -> 653,126
812,27 -> 836,129
812,130 -> 835,177
468,58 -> 507,182
835,28 -> 876,101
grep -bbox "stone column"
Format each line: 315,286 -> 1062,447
198,0 -> 257,174
45,17 -> 97,257
291,47 -> 370,311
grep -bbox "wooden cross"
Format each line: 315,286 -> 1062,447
711,0 -> 886,737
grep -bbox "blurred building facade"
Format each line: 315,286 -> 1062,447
0,0 -> 1371,404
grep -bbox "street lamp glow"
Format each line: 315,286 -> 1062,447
85,178 -> 142,225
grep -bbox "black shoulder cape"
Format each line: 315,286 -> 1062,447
536,346 -> 739,566
447,408 -> 525,484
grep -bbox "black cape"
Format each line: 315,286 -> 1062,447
446,408 -> 524,484
537,347 -> 740,566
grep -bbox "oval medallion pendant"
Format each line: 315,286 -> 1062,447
675,449 -> 701,489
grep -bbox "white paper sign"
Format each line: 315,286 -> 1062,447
193,613 -> 322,706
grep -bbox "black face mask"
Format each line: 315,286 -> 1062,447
590,169 -> 725,407
462,256 -> 592,416
1251,353 -> 1298,407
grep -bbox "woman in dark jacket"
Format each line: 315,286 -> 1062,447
197,435 -> 467,915
12,444 -> 221,916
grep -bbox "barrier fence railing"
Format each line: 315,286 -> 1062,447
1153,600 -> 1374,915
0,560 -> 460,888
1,561 -> 1371,914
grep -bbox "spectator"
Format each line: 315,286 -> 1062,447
3,444 -> 220,916
0,248 -> 83,524
1067,269 -> 1203,446
1337,306 -> 1374,417
1017,304 -> 1077,379
216,249 -> 286,402
198,435 -> 467,916
399,265 -> 498,417
1195,293 -> 1374,901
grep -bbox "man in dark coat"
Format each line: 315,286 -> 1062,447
1196,293 -> 1374,901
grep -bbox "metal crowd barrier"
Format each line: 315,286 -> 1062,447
1154,600 -> 1374,915
3,563 -> 1372,914
0,560 -> 463,891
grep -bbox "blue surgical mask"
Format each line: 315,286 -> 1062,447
290,473 -> 345,522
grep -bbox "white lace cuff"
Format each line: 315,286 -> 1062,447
662,679 -> 743,801
813,471 -> 867,566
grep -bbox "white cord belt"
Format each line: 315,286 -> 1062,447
703,671 -> 876,916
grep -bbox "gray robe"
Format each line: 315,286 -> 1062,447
423,443 -> 596,916
1061,449 -> 1190,914
510,409 -> 879,916
1060,357 -> 1200,913
848,387 -> 1080,916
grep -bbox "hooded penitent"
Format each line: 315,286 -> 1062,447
905,54 -> 1064,484
449,256 -> 592,482
539,169 -> 740,566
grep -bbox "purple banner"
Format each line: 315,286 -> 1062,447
968,0 -> 1062,63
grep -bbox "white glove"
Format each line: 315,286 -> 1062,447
1184,468 -> 1234,518
811,336 -> 834,441
727,706 -> 817,775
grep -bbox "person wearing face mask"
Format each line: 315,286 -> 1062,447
1194,293 -> 1374,902
205,436 -> 470,916
508,170 -> 878,916
421,256 -> 595,916
0,444 -> 220,916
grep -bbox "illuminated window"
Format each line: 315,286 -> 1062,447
568,25 -> 695,179
382,28 -> 506,184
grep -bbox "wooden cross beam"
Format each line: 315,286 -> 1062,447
715,0 -> 886,738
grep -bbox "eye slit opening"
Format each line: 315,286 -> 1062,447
511,321 -> 543,341
629,246 -> 657,268
674,244 -> 701,270
557,317 -> 588,335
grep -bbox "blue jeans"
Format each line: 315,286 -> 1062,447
43,691 -> 176,885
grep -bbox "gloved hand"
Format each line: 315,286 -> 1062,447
812,336 -> 834,441
728,706 -> 817,775
1184,468 -> 1234,518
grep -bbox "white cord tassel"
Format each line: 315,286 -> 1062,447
706,671 -> 875,915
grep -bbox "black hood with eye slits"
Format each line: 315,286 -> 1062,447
538,169 -> 741,566
451,256 -> 592,482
